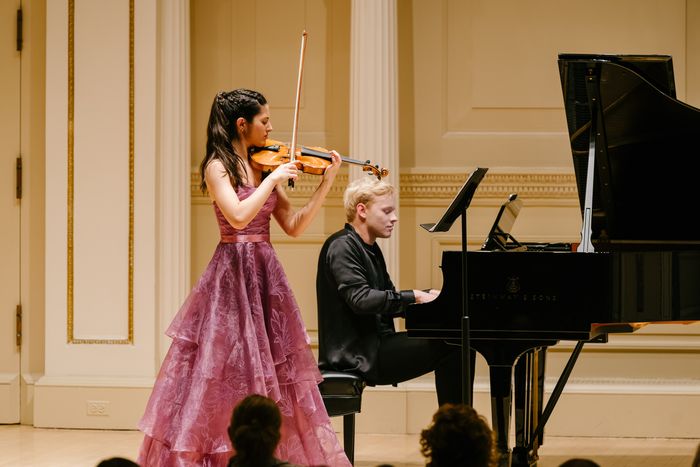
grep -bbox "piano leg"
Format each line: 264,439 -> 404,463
536,349 -> 546,445
475,340 -> 558,467
489,363 -> 514,467
513,347 -> 546,466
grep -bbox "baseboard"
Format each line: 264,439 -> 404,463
33,375 -> 152,429
0,372 -> 20,423
29,373 -> 700,437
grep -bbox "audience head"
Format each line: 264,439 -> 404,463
96,457 -> 139,467
228,394 -> 282,465
343,177 -> 395,223
420,403 -> 497,467
692,440 -> 700,467
558,459 -> 601,467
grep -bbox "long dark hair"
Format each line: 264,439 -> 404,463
199,89 -> 267,192
228,394 -> 282,466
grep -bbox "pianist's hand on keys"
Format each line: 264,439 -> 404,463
414,289 -> 440,304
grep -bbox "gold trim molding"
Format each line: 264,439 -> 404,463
67,0 -> 135,345
400,172 -> 577,200
190,171 -> 349,204
191,170 -> 578,205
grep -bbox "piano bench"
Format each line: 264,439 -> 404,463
318,370 -> 366,465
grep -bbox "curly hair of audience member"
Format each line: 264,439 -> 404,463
420,403 -> 497,467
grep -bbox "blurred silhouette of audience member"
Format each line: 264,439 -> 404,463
692,440 -> 700,467
558,459 -> 601,467
227,394 -> 303,467
420,403 -> 496,467
96,457 -> 139,467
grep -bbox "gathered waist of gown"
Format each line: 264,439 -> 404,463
220,233 -> 270,243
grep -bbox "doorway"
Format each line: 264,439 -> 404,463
0,0 -> 22,424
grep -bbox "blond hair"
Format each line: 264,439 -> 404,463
344,177 -> 395,222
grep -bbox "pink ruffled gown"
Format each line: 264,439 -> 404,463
137,185 -> 351,467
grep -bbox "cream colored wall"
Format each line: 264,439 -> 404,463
35,0 -> 157,429
405,0 -> 694,170
190,0 -> 351,174
190,0 -> 700,438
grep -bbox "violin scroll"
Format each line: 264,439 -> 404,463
360,162 -> 389,180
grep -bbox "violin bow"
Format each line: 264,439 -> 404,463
288,30 -> 308,189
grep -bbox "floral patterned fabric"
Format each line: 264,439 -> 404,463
137,185 -> 350,467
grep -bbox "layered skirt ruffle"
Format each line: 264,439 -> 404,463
137,242 -> 350,467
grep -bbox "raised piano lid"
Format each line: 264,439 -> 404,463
558,53 -> 700,249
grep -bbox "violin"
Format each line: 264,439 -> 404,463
250,139 -> 389,180
275,31 -> 390,187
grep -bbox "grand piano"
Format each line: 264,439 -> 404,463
405,54 -> 700,467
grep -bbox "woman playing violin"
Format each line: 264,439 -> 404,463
137,89 -> 351,467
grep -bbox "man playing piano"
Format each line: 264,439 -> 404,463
315,177 -> 472,406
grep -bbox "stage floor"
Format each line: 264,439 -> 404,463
0,425 -> 697,466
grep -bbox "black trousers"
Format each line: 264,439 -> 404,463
373,331 -> 476,406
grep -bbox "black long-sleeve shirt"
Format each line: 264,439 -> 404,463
316,224 -> 415,382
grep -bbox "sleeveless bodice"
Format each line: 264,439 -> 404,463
214,185 -> 277,238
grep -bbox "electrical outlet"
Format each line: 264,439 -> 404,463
86,400 -> 110,416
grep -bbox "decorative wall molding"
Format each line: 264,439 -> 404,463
66,0 -> 135,345
310,330 -> 700,352
190,172 -> 348,204
399,172 -> 578,204
0,373 -> 19,384
353,374 -> 700,437
191,170 -> 578,205
386,375 -> 700,396
546,377 -> 700,395
35,375 -> 154,388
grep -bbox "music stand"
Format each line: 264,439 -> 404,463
420,167 -> 488,405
